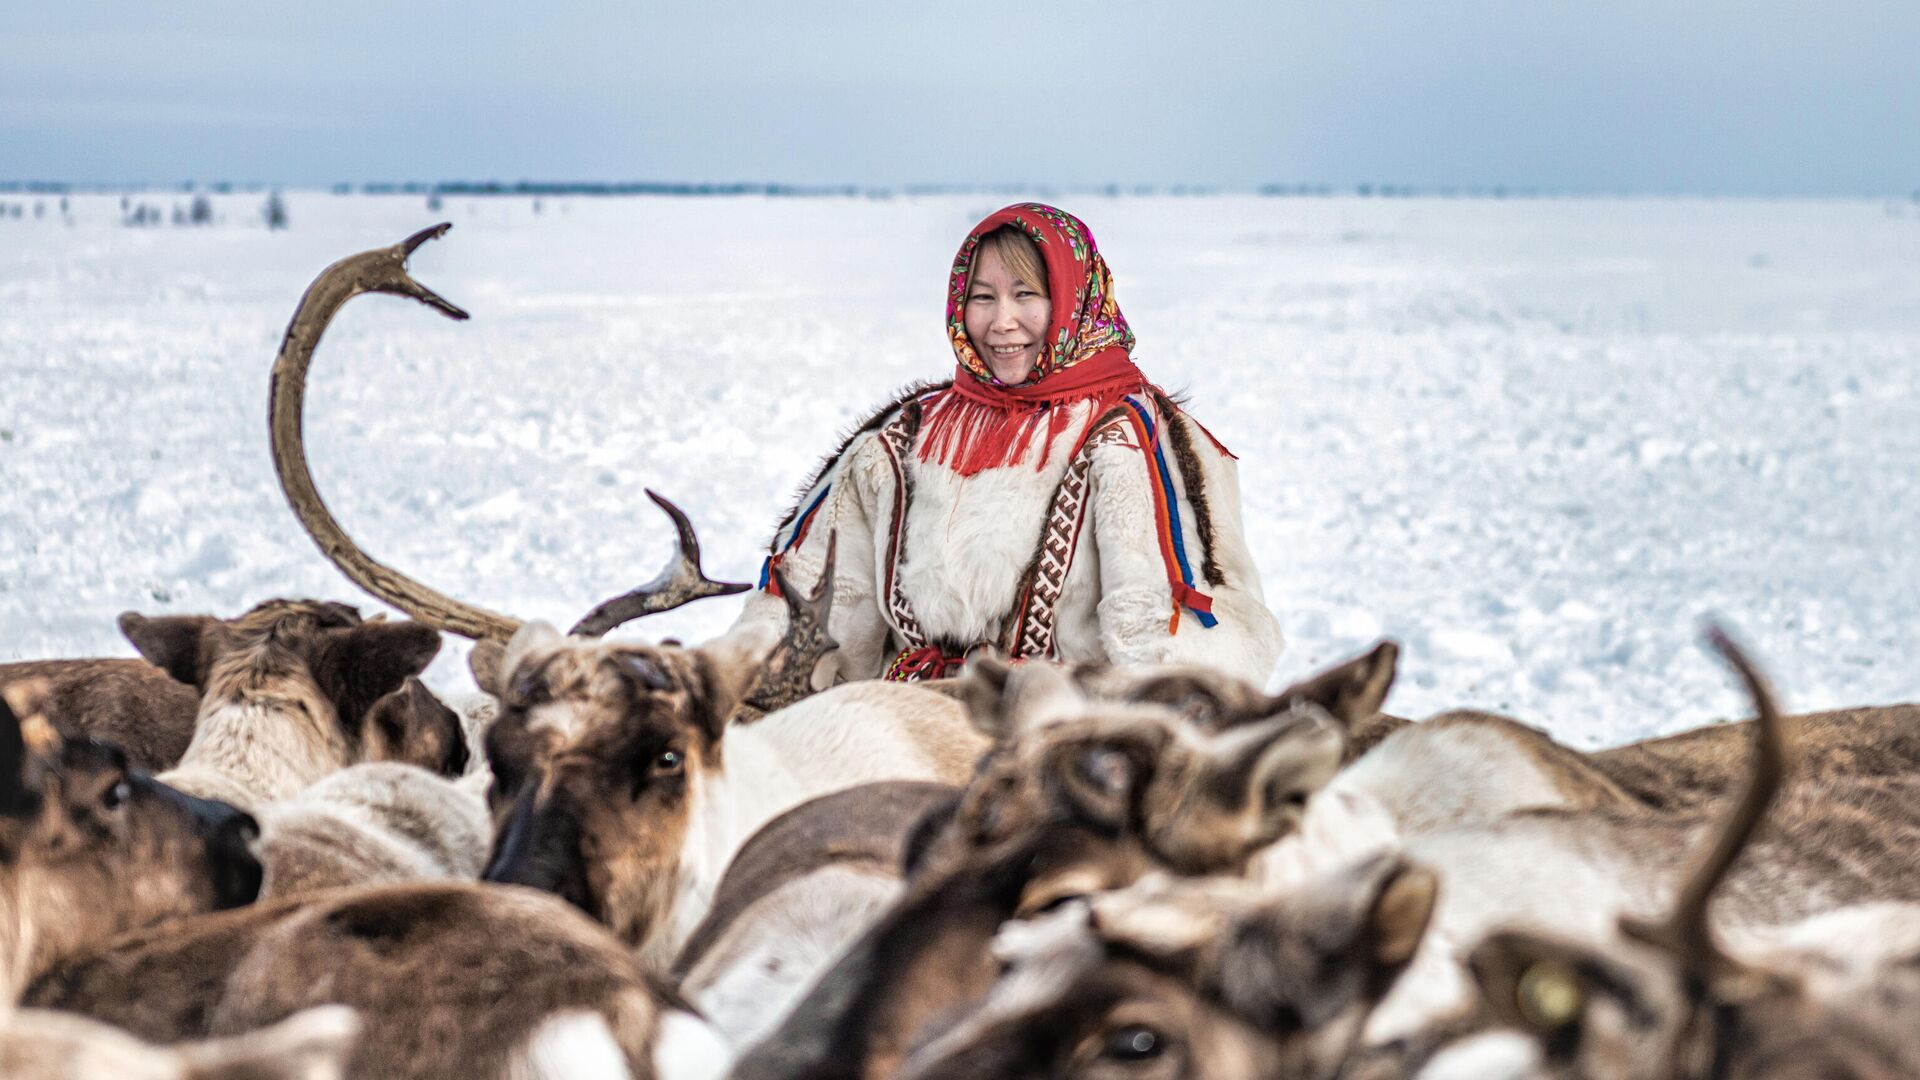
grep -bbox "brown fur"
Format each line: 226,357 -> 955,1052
729,658 -> 1363,1079
893,856 -> 1437,1080
1594,703 -> 1920,811
26,883 -> 689,1080
0,659 -> 199,772
481,628 -> 768,952
0,697 -> 260,1004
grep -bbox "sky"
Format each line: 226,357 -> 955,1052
4,0 -> 1918,195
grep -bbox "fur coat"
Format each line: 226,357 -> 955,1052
733,388 -> 1283,686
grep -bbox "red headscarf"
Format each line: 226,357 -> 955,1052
918,203 -> 1153,477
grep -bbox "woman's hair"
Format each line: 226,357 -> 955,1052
975,225 -> 1049,297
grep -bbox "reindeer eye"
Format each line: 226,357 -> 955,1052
100,780 -> 131,812
1516,960 -> 1585,1031
1101,1025 -> 1164,1061
652,750 -> 684,776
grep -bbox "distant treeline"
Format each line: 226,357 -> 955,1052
0,179 -> 1556,199
5,180 -> 1918,200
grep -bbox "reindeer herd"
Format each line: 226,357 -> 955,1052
2,225 -> 1918,1079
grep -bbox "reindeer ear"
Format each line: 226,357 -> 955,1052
1269,640 -> 1399,731
468,641 -> 507,699
1367,862 -> 1439,968
1001,662 -> 1089,737
695,624 -> 781,738
1041,731 -> 1160,830
957,655 -> 1015,739
317,622 -> 443,730
119,611 -> 217,689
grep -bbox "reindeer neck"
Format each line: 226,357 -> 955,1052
166,692 -> 351,808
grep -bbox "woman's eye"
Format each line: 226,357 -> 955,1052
1102,1025 -> 1164,1061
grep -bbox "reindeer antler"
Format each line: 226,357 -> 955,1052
271,227 -> 744,644
270,224 -> 528,642
568,491 -> 751,638
1618,625 -> 1798,976
736,531 -> 840,718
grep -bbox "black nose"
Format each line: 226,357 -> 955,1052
149,779 -> 264,909
483,786 -> 592,911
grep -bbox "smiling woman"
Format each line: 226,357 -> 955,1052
967,227 -> 1053,384
734,202 -> 1284,685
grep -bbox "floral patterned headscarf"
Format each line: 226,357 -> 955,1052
920,203 -> 1152,476
945,203 -> 1137,385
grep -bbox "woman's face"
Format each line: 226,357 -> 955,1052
966,244 -> 1052,385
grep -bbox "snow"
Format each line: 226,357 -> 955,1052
3,192 -> 1918,747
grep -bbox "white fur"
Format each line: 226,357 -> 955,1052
1414,1031 -> 1541,1080
161,698 -> 353,809
0,1004 -> 360,1080
651,1011 -> 732,1080
1328,721 -> 1575,836
647,680 -> 982,965
680,866 -> 903,1048
255,762 -> 492,898
507,1011 -> 630,1080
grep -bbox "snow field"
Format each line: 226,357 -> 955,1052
2,192 -> 1917,745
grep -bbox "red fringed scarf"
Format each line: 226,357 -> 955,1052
919,203 -> 1145,477
918,348 -> 1149,476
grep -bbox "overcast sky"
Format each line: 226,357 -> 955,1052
5,0 -> 1917,195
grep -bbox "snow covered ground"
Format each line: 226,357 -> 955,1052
3,192 -> 1917,745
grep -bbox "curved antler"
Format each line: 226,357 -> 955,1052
567,491 -> 751,637
1619,624 -> 1798,975
270,224 -> 528,642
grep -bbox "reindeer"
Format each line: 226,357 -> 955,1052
248,675 -> 490,899
0,689 -> 260,1006
27,877 -> 735,1080
1409,631 -> 1920,1080
260,224 -> 989,968
0,658 -> 198,771
119,599 -> 442,810
725,646 -> 1392,1076
0,1004 -> 360,1080
891,852 -> 1437,1080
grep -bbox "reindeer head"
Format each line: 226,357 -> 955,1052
950,644 -> 1397,880
358,676 -> 470,778
1448,628 -> 1912,1080
118,599 -> 442,760
895,853 -> 1437,1080
0,689 -> 261,989
478,620 -> 777,953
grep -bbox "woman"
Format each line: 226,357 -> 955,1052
735,203 -> 1282,685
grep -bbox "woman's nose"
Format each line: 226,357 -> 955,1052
990,302 -> 1020,332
